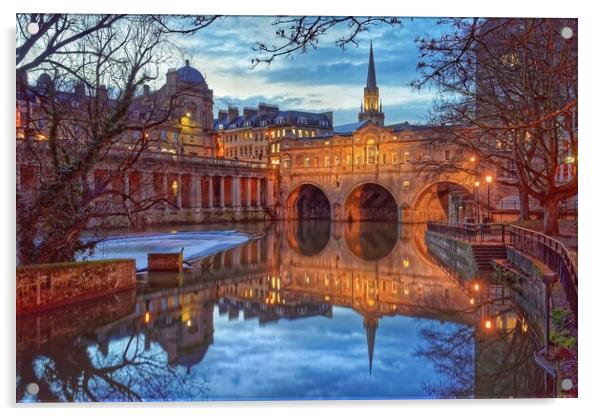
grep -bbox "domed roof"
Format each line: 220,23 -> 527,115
176,60 -> 206,85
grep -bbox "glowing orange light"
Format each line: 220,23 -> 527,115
473,283 -> 480,291
474,181 -> 480,187
485,175 -> 493,184
144,311 -> 151,324
470,156 -> 476,162
485,320 -> 492,329
470,298 -> 475,305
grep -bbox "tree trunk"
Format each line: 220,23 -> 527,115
518,187 -> 530,221
542,197 -> 560,236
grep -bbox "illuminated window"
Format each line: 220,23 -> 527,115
335,156 -> 340,166
444,149 -> 450,161
325,157 -> 330,167
304,158 -> 310,167
404,151 -> 410,163
403,180 -> 410,190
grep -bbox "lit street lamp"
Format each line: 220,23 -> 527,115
485,175 -> 493,222
474,181 -> 480,223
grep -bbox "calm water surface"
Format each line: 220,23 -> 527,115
17,222 -> 548,402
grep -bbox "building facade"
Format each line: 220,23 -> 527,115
214,103 -> 333,165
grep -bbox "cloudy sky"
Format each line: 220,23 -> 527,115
173,16 -> 447,126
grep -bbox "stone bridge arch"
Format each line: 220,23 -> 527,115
285,182 -> 332,220
342,181 -> 400,222
406,179 -> 476,223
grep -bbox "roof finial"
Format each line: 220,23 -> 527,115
185,59 -> 190,66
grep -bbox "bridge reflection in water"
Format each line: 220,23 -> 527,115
17,222 -> 548,402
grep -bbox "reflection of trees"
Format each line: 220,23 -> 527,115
17,325 -> 211,402
415,317 -> 545,399
414,324 -> 475,399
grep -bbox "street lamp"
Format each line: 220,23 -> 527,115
474,181 -> 480,223
485,175 -> 493,222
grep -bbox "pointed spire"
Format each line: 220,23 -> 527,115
364,316 -> 378,375
366,41 -> 377,89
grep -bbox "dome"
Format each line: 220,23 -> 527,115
176,60 -> 206,85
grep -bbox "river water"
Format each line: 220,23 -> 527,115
16,221 -> 549,402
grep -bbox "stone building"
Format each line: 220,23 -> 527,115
214,103 -> 333,164
132,60 -> 217,157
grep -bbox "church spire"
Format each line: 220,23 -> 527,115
358,41 -> 384,127
366,41 -> 377,89
364,316 -> 378,375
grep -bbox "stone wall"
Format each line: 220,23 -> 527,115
425,230 -> 479,280
490,247 -> 553,339
17,259 -> 136,315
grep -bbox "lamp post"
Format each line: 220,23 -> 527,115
485,175 -> 493,222
474,181 -> 480,223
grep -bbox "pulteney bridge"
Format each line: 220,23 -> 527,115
277,122 -> 512,223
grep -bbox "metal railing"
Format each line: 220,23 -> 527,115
508,225 -> 578,324
427,221 -> 508,245
427,221 -> 578,323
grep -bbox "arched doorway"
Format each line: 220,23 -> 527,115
344,183 -> 398,222
286,184 -> 331,220
413,181 -> 475,223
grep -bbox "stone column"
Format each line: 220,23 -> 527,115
266,177 -> 274,207
256,178 -> 262,207
219,176 -> 225,208
162,173 -> 168,209
246,177 -> 252,207
192,174 -> 200,209
233,176 -> 241,208
176,173 -> 182,209
207,176 -> 214,208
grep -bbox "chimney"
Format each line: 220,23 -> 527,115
143,84 -> 150,97
258,102 -> 279,118
323,111 -> 333,129
75,82 -> 85,99
243,107 -> 258,119
218,109 -> 228,121
166,68 -> 177,93
227,106 -> 239,123
96,84 -> 108,102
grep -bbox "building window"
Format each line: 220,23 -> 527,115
403,180 -> 410,190
392,152 -> 397,163
325,157 -> 330,167
367,145 -> 376,164
335,156 -> 340,166
304,158 -> 310,167
160,130 -> 167,141
444,149 -> 450,161
404,151 -> 410,163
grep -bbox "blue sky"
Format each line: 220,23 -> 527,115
174,16 -> 447,126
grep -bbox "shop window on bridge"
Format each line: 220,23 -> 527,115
366,139 -> 377,164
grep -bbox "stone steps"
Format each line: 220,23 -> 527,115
472,244 -> 507,271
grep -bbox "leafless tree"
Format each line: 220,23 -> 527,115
412,18 -> 577,235
251,16 -> 402,66
16,14 -> 218,265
